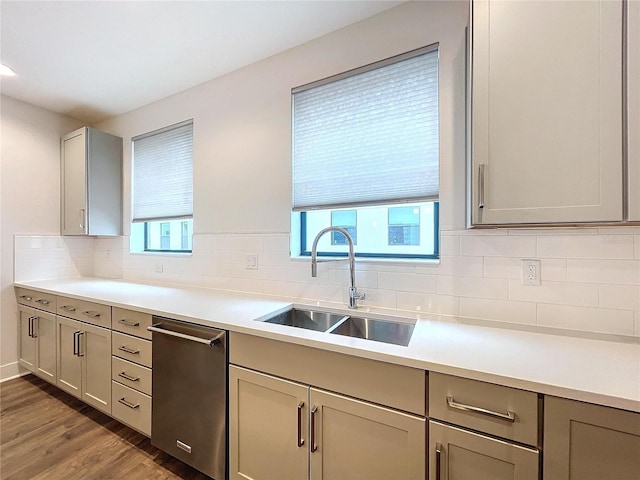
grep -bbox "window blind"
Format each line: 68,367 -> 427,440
292,45 -> 439,211
132,120 -> 193,223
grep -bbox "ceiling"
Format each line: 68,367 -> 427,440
0,1 -> 402,124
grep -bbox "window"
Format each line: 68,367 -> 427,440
331,210 -> 357,245
388,206 -> 420,246
131,120 -> 193,253
292,45 -> 439,259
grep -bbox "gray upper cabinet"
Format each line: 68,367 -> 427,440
469,0 -> 629,226
628,0 -> 640,221
61,127 -> 122,235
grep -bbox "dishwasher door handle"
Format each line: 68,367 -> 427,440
148,323 -> 224,347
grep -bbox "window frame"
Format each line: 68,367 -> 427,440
142,219 -> 193,254
299,202 -> 439,259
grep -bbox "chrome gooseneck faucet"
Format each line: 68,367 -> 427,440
310,226 -> 365,309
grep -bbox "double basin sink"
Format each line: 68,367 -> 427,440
260,307 -> 415,347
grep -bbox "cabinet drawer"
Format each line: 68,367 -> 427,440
57,296 -> 111,328
112,381 -> 151,436
16,288 -> 57,313
429,372 -> 539,447
112,356 -> 152,396
112,307 -> 153,340
112,332 -> 152,368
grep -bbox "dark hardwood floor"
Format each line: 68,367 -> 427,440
0,374 -> 211,480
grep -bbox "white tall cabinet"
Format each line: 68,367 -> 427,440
61,127 -> 122,235
469,0 -> 628,225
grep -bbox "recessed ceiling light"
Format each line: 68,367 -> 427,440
1,64 -> 17,76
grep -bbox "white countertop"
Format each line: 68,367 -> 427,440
15,277 -> 640,413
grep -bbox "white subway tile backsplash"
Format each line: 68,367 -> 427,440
567,259 -> 640,286
538,235 -> 635,259
13,230 -> 640,338
460,235 -> 536,257
378,272 -> 437,294
437,276 -> 508,300
509,280 -> 599,307
537,304 -> 635,336
599,284 -> 640,311
396,292 -> 459,316
460,298 -> 537,325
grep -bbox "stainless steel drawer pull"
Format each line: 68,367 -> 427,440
118,318 -> 140,327
118,397 -> 140,409
61,305 -> 76,312
118,371 -> 140,382
478,164 -> 486,209
297,401 -> 305,448
35,299 -> 50,305
118,345 -> 140,355
310,406 -> 318,453
435,442 -> 442,480
148,323 -> 225,347
83,310 -> 101,318
446,396 -> 516,422
176,440 -> 192,454
20,295 -> 33,301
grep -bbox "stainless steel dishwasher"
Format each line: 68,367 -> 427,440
148,317 -> 227,480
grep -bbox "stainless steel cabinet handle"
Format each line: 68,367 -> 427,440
31,317 -> 38,338
77,331 -> 85,357
148,323 -> 225,347
118,345 -> 140,355
118,397 -> 140,409
118,371 -> 140,382
446,396 -> 516,422
61,305 -> 76,312
35,299 -> 50,305
310,406 -> 318,453
79,209 -> 85,229
118,318 -> 140,327
297,401 -> 305,448
478,164 -> 486,209
435,442 -> 442,480
83,311 -> 101,318
73,331 -> 80,356
20,295 -> 33,301
28,316 -> 36,338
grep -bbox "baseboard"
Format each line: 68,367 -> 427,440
1,362 -> 28,383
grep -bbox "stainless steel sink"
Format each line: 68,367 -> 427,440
329,316 -> 415,347
261,308 -> 415,346
263,308 -> 348,332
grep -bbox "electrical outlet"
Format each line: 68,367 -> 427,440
245,253 -> 258,270
521,259 -> 541,286
154,264 -> 163,273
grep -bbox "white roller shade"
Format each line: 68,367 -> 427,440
292,45 -> 439,211
132,121 -> 193,222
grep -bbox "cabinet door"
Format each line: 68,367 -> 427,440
310,388 -> 425,480
429,420 -> 538,480
18,308 -> 36,372
628,0 -> 640,221
34,312 -> 57,383
61,127 -> 87,235
544,396 -> 640,480
229,366 -> 308,480
81,322 -> 112,414
56,316 -> 82,399
471,0 -> 623,225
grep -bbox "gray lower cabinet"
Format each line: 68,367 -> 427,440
543,396 -> 640,480
18,306 -> 57,383
429,421 -> 539,480
229,365 -> 425,480
56,316 -> 112,415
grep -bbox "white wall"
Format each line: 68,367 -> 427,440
0,95 -> 82,379
5,2 -> 640,382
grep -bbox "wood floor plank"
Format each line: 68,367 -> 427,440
1,375 -> 211,480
